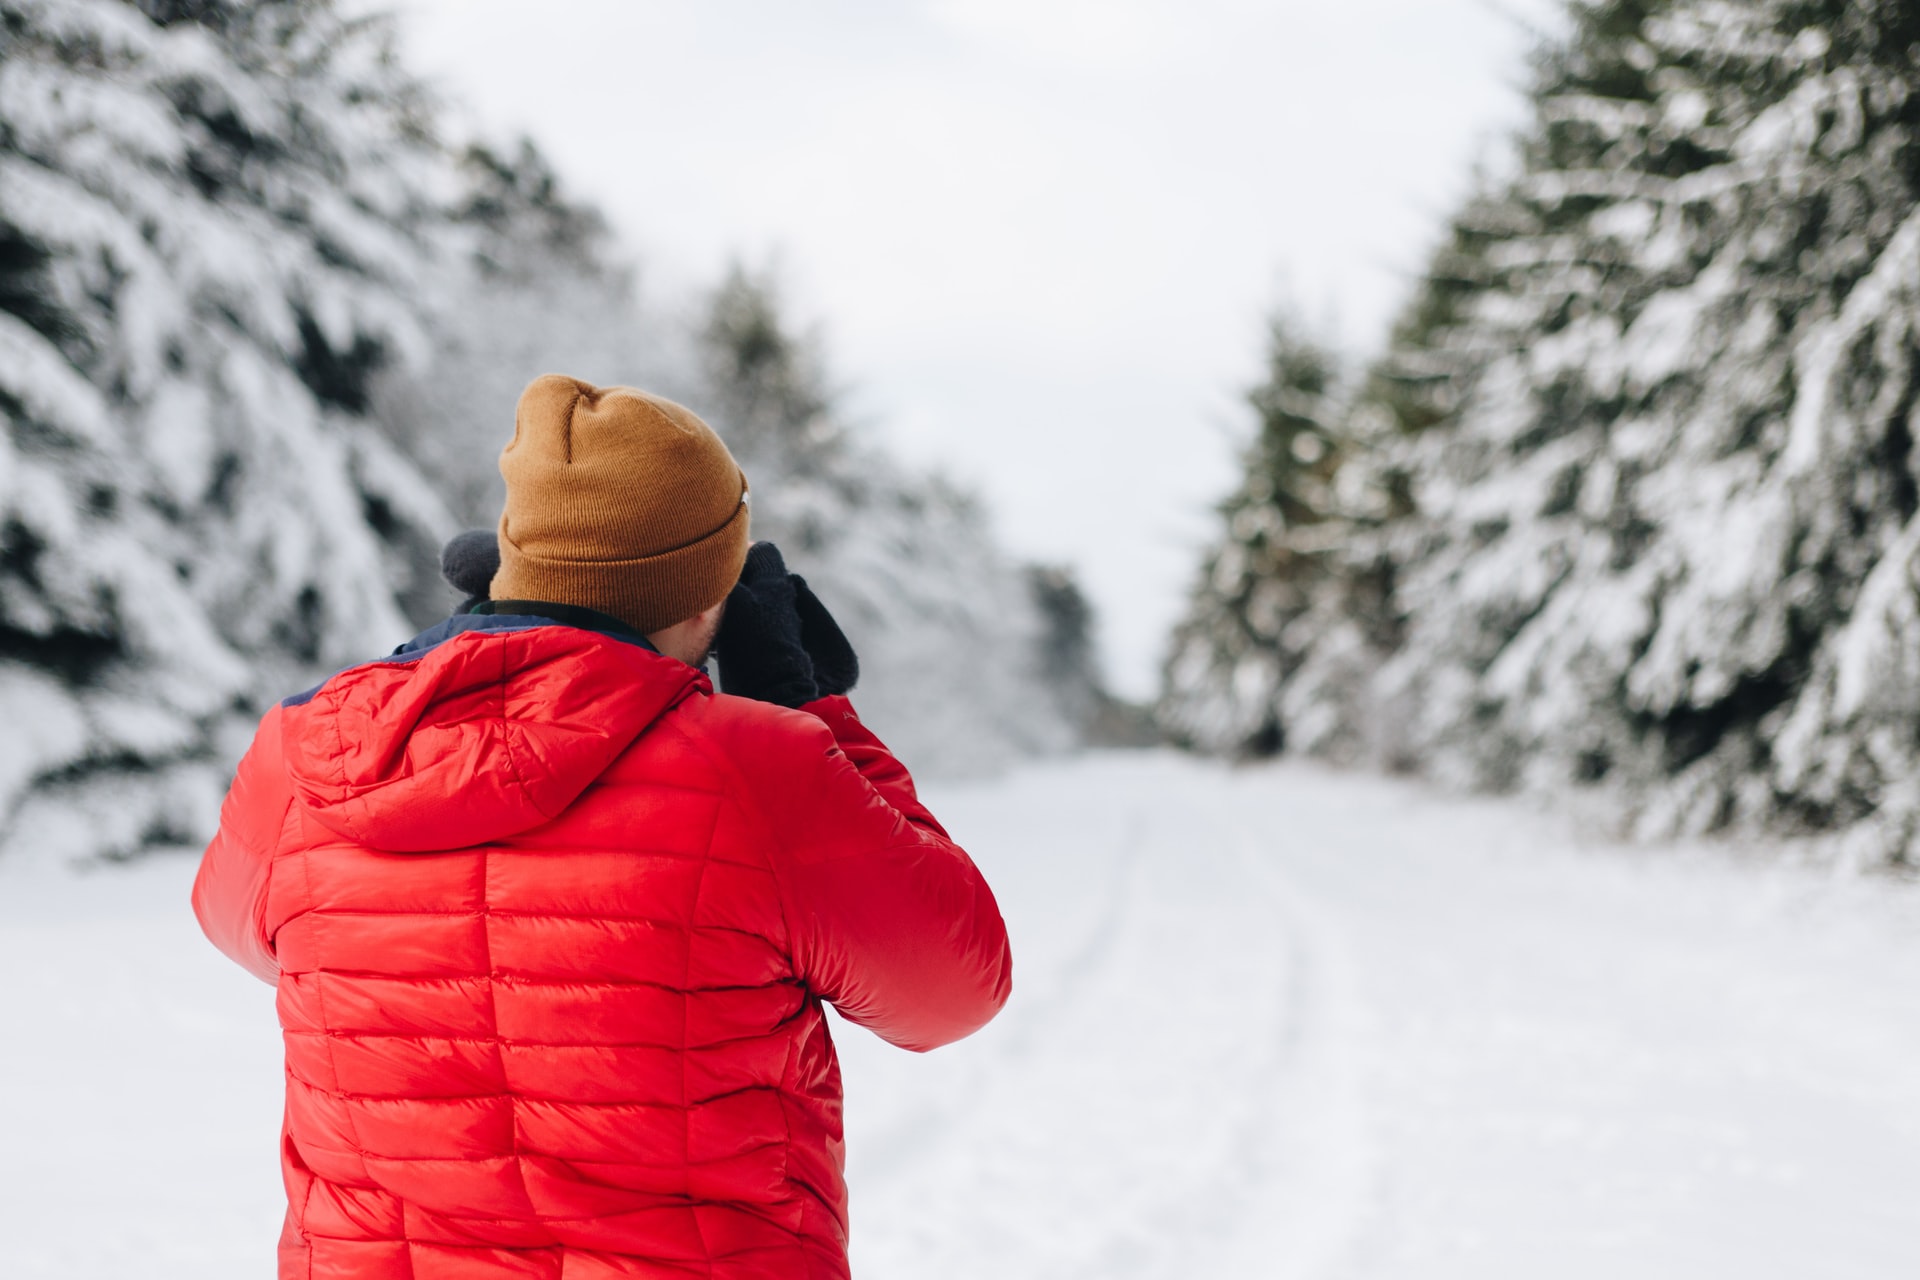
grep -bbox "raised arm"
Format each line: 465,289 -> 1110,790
766,701 -> 1011,1052
799,695 -> 948,835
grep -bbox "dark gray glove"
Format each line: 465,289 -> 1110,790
715,543 -> 819,707
791,575 -> 858,697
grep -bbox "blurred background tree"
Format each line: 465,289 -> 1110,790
1166,0 -> 1920,861
1160,311 -> 1347,756
0,0 -> 455,861
0,0 -> 1115,863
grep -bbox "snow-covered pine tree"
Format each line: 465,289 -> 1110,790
0,0 -> 454,862
1160,311 -> 1352,755
0,0 -> 1106,872
1176,0 -> 1920,861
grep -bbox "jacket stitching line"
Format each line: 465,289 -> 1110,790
664,718 -> 799,971
296,1165 -> 318,1276
776,1031 -> 799,1216
680,795 -> 723,1215
483,633 -> 530,1208
666,717 -> 818,1222
320,686 -> 365,846
294,1028 -> 798,1050
299,844 -> 370,1173
494,632 -> 532,819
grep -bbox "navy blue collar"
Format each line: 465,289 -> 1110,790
469,599 -> 655,648
281,607 -> 662,707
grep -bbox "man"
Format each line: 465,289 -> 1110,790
193,374 -> 1012,1279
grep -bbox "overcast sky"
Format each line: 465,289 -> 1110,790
387,0 -> 1559,699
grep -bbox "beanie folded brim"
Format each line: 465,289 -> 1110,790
491,497 -> 750,636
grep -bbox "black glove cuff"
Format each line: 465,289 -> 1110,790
715,544 -> 820,708
791,575 -> 859,697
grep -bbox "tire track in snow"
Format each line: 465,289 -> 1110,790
844,808 -> 1156,1185
1079,807 -> 1379,1280
995,812 -> 1154,1060
840,759 -> 1385,1280
1211,820 -> 1378,1279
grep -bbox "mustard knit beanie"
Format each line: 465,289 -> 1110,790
491,374 -> 750,635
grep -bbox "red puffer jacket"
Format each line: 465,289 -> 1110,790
192,613 -> 1012,1280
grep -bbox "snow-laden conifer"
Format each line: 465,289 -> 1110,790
1170,0 -> 1920,860
1,2 -> 1104,867
0,0 -> 454,861
1160,312 -> 1351,755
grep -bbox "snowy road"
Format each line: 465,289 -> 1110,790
3,753 -> 1918,1278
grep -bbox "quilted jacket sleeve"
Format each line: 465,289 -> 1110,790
191,705 -> 291,984
769,696 -> 1012,1052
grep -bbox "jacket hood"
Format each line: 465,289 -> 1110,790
279,615 -> 706,852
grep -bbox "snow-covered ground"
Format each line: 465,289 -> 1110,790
3,752 -> 1917,1278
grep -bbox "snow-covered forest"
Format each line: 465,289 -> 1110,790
1166,0 -> 1920,865
0,0 -> 1103,864
8,3 -> 1920,1278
